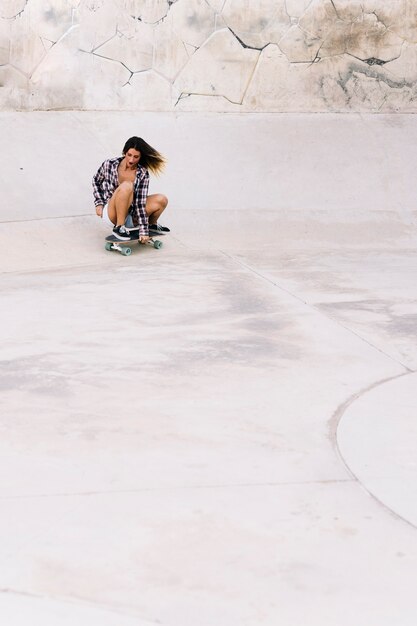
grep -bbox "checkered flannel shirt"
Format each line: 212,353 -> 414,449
92,157 -> 150,236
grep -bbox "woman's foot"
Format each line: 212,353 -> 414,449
113,224 -> 131,240
149,223 -> 170,234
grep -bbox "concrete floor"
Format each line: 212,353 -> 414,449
1,112 -> 417,625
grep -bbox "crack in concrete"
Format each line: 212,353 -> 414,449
240,43 -> 266,103
283,0 -> 291,21
80,48 -> 134,77
129,0 -> 180,26
92,54 -> 131,75
362,57 -> 388,67
309,38 -> 327,66
2,0 -> 29,20
91,30 -> 118,54
285,0 -> 314,19
328,0 -> 339,19
39,36 -> 55,53
121,72 -> 134,88
28,24 -> 79,81
346,48 -> 403,68
209,0 -> 227,12
227,26 -> 269,52
369,10 -> 390,31
174,91 -> 190,106
6,62 -> 29,80
174,90 -> 241,107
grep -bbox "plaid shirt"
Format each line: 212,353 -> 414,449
92,157 -> 149,236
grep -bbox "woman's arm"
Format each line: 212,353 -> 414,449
92,161 -> 107,209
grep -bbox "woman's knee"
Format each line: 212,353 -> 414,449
146,194 -> 168,215
156,193 -> 168,209
118,181 -> 134,195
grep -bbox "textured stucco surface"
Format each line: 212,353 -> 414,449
1,0 -> 417,112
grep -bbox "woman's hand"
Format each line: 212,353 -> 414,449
96,205 -> 103,217
139,236 -> 150,244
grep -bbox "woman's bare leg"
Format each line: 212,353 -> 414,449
146,193 -> 168,225
108,182 -> 134,226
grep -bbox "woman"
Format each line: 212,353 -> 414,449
93,136 -> 169,241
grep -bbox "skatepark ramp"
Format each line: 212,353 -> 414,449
1,112 -> 417,626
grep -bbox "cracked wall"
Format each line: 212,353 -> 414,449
1,0 -> 417,112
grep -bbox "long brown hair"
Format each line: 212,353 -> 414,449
123,136 -> 166,175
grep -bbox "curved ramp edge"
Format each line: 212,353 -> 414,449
337,373 -> 417,527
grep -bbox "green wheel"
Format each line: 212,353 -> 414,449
122,247 -> 132,256
105,242 -> 112,251
153,240 -> 163,249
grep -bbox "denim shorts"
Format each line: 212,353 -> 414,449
102,204 -> 135,229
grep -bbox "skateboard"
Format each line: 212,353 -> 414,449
105,234 -> 163,256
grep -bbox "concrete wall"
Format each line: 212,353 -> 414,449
1,0 -> 417,112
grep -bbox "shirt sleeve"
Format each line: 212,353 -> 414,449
133,169 -> 150,236
92,161 -> 106,207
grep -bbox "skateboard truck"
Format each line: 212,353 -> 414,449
105,237 -> 163,256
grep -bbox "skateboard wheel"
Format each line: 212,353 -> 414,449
122,247 -> 132,256
105,242 -> 112,251
153,240 -> 163,249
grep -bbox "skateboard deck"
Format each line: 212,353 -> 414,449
120,227 -> 167,237
105,234 -> 163,256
